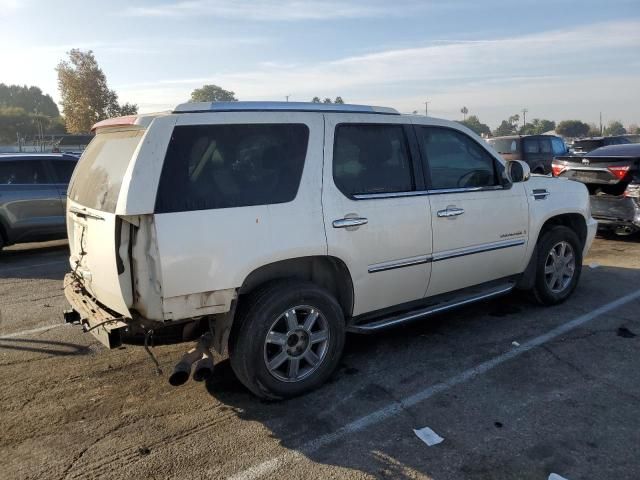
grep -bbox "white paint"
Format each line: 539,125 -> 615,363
549,474 -> 570,480
413,426 -> 444,446
0,323 -> 68,340
227,289 -> 640,480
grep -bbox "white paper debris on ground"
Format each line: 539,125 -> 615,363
548,474 -> 569,480
413,426 -> 444,446
512,341 -> 520,347
589,263 -> 600,269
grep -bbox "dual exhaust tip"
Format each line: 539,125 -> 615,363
168,334 -> 215,386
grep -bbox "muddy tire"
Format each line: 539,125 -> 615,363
533,226 -> 582,305
229,280 -> 345,400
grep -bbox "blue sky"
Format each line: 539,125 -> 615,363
1,0 -> 639,128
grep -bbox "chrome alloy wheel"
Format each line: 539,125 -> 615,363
544,240 -> 576,293
263,305 -> 330,382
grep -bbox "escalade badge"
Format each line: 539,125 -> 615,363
582,158 -> 590,165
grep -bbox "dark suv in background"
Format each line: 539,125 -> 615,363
0,154 -> 78,250
487,134 -> 567,174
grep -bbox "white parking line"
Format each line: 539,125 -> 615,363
0,260 -> 67,274
227,289 -> 640,480
0,323 -> 68,340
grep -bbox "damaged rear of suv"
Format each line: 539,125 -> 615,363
552,143 -> 640,236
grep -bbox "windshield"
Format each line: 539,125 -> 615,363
488,138 -> 519,154
68,129 -> 144,212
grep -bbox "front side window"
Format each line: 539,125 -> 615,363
0,160 -> 48,185
333,124 -> 414,197
418,127 -> 498,190
523,137 -> 540,154
155,124 -> 309,213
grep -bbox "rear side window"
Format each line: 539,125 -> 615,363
333,124 -> 414,197
0,160 -> 49,185
69,129 -> 144,212
418,127 -> 498,190
523,138 -> 540,153
551,137 -> 566,155
51,161 -> 77,183
155,124 -> 309,213
488,138 -> 519,154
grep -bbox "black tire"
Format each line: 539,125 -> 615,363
229,280 -> 345,399
532,225 -> 583,305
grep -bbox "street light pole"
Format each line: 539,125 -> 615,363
424,101 -> 430,116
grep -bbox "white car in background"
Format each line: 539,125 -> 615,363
63,102 -> 597,399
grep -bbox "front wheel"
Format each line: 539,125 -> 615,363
230,280 -> 345,399
532,226 -> 583,305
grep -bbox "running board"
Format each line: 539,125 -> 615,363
347,283 -> 515,333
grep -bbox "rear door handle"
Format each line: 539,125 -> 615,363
437,207 -> 465,218
332,217 -> 368,228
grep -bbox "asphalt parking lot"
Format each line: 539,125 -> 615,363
1,235 -> 639,480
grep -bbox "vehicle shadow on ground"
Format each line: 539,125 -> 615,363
0,337 -> 91,357
202,291 -> 543,479
0,243 -> 69,281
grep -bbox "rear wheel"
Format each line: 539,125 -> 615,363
230,280 -> 345,399
532,226 -> 582,305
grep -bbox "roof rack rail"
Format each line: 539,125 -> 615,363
173,101 -> 399,115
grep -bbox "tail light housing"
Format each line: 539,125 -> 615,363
607,165 -> 630,180
551,161 -> 566,177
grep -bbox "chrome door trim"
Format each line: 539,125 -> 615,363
433,238 -> 526,262
332,217 -> 368,228
368,254 -> 432,273
352,185 -> 505,200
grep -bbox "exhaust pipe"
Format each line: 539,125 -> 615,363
193,350 -> 214,382
168,333 -> 213,386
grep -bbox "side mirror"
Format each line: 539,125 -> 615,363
506,160 -> 531,183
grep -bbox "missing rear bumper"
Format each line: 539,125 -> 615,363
63,273 -> 128,349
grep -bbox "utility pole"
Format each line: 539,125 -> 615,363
424,101 -> 430,116
285,95 -> 290,102
599,112 -> 603,135
521,108 -> 528,127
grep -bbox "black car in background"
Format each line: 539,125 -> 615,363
0,154 -> 78,250
570,136 -> 631,154
487,134 -> 568,174
552,143 -> 640,236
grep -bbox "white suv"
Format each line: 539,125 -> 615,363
63,102 -> 597,399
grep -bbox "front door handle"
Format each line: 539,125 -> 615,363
332,217 -> 368,228
437,207 -> 465,218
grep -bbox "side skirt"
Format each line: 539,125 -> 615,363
347,277 -> 518,333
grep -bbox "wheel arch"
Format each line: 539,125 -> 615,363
238,255 -> 355,318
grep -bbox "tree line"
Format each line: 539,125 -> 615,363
457,107 -> 637,138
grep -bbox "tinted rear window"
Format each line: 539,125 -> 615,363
52,160 -> 77,183
69,129 -> 144,212
155,124 -> 309,213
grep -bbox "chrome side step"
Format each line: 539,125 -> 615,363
347,283 -> 515,333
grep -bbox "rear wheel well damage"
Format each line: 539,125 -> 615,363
517,213 -> 587,290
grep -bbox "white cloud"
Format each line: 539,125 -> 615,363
117,20 -> 640,126
123,0 -> 430,20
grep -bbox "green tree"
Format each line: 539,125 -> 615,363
458,115 -> 491,136
311,96 -> 345,104
520,118 -> 556,135
460,106 -> 469,121
0,106 -> 65,143
334,96 -> 344,104
628,124 -> 640,135
0,83 -> 60,117
556,120 -> 590,138
604,120 -> 626,136
311,96 -> 321,103
56,49 -> 138,133
189,84 -> 237,102
493,120 -> 516,137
